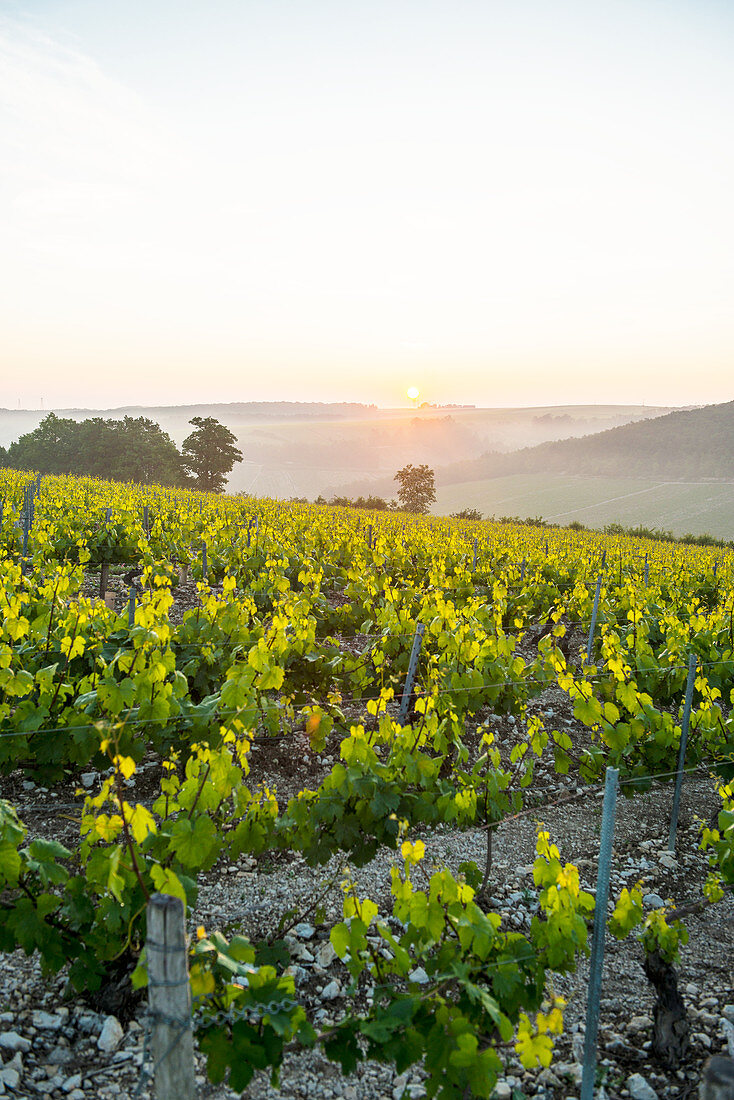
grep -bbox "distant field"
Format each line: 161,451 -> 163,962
433,474 -> 734,539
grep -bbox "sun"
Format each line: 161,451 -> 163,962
407,386 -> 420,401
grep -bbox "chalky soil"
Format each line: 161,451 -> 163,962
0,683 -> 731,1100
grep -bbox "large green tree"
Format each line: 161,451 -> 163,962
108,417 -> 184,485
394,463 -> 436,514
6,413 -> 81,474
4,413 -> 184,486
180,416 -> 243,493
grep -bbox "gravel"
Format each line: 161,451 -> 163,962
0,674 -> 731,1099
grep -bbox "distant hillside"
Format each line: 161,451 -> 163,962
0,402 -> 673,498
438,401 -> 733,484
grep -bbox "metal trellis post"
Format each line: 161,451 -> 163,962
580,766 -> 619,1100
668,652 -> 697,852
398,622 -> 425,725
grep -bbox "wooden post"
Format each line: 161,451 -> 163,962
146,893 -> 196,1100
99,563 -> 109,599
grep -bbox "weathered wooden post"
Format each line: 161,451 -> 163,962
146,893 -> 196,1100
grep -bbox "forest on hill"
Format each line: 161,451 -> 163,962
440,401 -> 734,484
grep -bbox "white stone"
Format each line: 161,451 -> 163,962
32,1010 -> 63,1031
723,1019 -> 734,1058
97,1015 -> 124,1053
723,1005 -> 734,1024
627,1014 -> 653,1033
76,1012 -> 102,1034
291,943 -> 315,963
572,1032 -> 585,1062
493,1084 -> 512,1100
658,853 -> 677,870
63,1075 -> 83,1093
321,980 -> 341,1001
555,1062 -> 583,1085
408,967 -> 429,985
34,1080 -> 59,1095
80,772 -> 97,789
643,893 -> 665,909
392,1074 -> 409,1100
316,942 -> 337,968
0,1068 -> 19,1090
294,922 -> 315,940
46,1047 -> 73,1066
0,1032 -> 30,1053
627,1072 -> 658,1100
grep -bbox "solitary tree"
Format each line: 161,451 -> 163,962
394,463 -> 436,514
181,417 -> 243,493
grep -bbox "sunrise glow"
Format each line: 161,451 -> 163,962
1,1 -> 733,409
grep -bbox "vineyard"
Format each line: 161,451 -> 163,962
0,468 -> 732,1100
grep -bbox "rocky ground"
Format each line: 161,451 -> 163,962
0,579 -> 731,1098
1,705 -> 731,1100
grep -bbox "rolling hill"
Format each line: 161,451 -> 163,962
438,400 -> 734,484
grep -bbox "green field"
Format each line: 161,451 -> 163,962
433,474 -> 734,539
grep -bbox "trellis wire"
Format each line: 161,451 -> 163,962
0,652 -> 730,742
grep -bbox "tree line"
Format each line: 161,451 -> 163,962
313,463 -> 439,514
0,413 -> 243,493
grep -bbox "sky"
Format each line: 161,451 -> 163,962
1,0 -> 733,411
